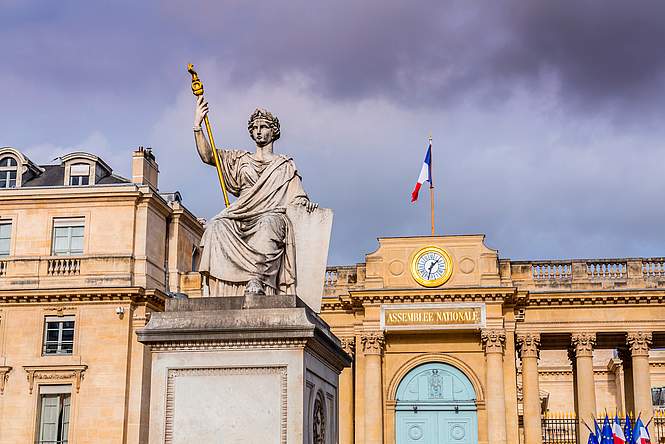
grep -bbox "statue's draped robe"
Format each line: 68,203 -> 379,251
199,149 -> 306,296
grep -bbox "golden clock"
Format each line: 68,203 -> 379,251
410,246 -> 453,287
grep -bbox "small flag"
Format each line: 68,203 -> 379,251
632,418 -> 651,444
596,418 -> 603,439
411,141 -> 432,202
589,431 -> 600,444
612,415 -> 626,444
602,414 -> 614,444
624,414 -> 634,444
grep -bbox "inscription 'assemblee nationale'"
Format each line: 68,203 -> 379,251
384,307 -> 482,327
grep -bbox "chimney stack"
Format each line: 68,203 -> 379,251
132,146 -> 159,189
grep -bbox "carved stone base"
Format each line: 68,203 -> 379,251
138,296 -> 351,444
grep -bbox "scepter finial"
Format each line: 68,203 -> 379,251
187,64 -> 204,96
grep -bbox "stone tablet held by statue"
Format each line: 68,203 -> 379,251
193,98 -> 331,311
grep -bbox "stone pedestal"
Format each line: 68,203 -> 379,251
138,296 -> 351,444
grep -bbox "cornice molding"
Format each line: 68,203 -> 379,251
23,364 -> 87,394
0,287 -> 166,308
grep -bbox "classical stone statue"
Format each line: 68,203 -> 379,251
193,97 -> 318,296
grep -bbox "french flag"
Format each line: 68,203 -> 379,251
632,418 -> 650,444
612,415 -> 626,444
411,141 -> 432,202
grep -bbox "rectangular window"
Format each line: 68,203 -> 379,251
69,175 -> 89,186
0,222 -> 10,257
51,218 -> 84,256
0,170 -> 16,188
37,385 -> 71,444
69,164 -> 90,186
43,316 -> 75,355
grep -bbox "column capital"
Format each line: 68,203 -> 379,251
481,329 -> 506,354
340,336 -> 356,358
627,331 -> 652,357
517,333 -> 541,359
571,332 -> 596,357
361,332 -> 385,355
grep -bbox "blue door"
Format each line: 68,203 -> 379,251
396,363 -> 478,444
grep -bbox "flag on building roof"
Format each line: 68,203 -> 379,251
612,414 -> 626,444
410,141 -> 432,202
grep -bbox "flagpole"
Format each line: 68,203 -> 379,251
429,133 -> 435,236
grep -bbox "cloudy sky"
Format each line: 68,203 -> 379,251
2,0 -> 664,265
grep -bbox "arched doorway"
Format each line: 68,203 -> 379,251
396,362 -> 478,444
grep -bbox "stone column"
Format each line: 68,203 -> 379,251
339,337 -> 356,444
518,333 -> 542,444
627,332 -> 653,421
362,333 -> 385,444
482,329 -> 507,444
571,333 -> 596,442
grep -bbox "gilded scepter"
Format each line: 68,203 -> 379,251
187,64 -> 230,207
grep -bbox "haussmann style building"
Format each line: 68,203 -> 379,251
0,146 -> 203,444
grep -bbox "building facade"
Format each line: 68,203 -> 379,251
0,146 -> 203,443
321,235 -> 665,444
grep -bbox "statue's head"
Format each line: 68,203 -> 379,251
248,108 -> 280,146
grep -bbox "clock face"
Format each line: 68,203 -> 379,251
410,246 -> 453,287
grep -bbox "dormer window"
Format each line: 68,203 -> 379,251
0,156 -> 18,188
69,163 -> 90,186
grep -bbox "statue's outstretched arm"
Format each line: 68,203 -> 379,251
193,96 -> 215,166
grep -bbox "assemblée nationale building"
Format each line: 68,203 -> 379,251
0,145 -> 664,444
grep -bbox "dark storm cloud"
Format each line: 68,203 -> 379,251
159,0 -> 665,113
1,1 -> 664,265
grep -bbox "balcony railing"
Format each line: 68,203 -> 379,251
0,254 -> 135,290
47,258 -> 81,276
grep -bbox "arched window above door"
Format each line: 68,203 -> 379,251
396,362 -> 476,404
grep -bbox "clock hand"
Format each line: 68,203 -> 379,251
427,261 -> 434,279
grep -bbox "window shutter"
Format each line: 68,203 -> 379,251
61,395 -> 71,441
39,394 -> 60,442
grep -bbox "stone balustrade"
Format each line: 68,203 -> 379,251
511,257 -> 665,290
47,258 -> 81,276
323,257 -> 665,294
531,261 -> 572,281
643,258 -> 665,277
0,255 -> 139,290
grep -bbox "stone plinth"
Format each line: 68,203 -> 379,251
137,296 -> 351,444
